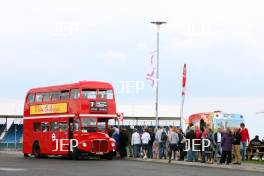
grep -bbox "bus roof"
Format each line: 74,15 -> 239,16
27,81 -> 113,94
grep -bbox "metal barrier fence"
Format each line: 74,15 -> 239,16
0,142 -> 22,151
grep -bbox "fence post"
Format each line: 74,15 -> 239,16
15,123 -> 17,151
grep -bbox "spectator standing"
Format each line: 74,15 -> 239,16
152,128 -> 159,159
200,119 -> 206,132
205,128 -> 215,164
131,129 -> 141,158
127,126 -> 134,157
214,128 -> 223,161
201,127 -> 208,163
108,126 -> 115,138
156,127 -> 167,159
186,126 -> 196,162
113,127 -> 120,154
119,127 -> 129,159
220,128 -> 234,164
148,128 -> 155,158
177,128 -> 185,161
141,128 -> 151,159
168,127 -> 179,163
185,123 -> 194,134
240,123 -> 250,160
195,126 -> 201,161
233,128 -> 242,164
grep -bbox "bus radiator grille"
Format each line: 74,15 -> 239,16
92,140 -> 108,153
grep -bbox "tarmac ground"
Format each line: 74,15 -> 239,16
0,152 -> 263,176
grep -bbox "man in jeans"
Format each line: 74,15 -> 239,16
240,123 -> 250,160
131,128 -> 141,158
214,128 -> 223,161
156,127 -> 167,159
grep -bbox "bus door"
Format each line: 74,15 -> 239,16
50,122 -> 60,154
40,122 -> 50,154
69,117 -> 74,140
58,121 -> 69,155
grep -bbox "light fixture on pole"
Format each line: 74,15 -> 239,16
150,21 -> 167,128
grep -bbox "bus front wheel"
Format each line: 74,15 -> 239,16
23,153 -> 29,158
71,147 -> 79,160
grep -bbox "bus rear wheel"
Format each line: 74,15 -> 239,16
33,142 -> 41,158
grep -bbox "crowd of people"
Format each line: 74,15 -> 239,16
109,121 -> 263,165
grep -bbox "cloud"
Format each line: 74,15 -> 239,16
102,50 -> 127,60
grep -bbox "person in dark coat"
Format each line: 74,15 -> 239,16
177,128 -> 185,161
186,126 -> 196,161
119,127 -> 129,159
148,128 -> 155,158
220,128 -> 234,164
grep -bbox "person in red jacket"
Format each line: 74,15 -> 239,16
240,123 -> 250,160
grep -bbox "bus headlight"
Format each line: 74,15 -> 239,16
82,142 -> 87,147
111,142 -> 115,147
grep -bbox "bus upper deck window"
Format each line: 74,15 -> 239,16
27,94 -> 35,104
43,93 -> 51,102
98,90 -> 107,99
106,90 -> 113,99
82,89 -> 96,99
60,91 -> 69,100
51,92 -> 60,101
70,89 -> 80,99
35,93 -> 44,102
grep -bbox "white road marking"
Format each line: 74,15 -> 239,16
0,168 -> 26,171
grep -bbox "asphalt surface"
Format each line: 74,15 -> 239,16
0,153 -> 263,176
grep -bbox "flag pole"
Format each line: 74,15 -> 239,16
150,21 -> 167,129
180,93 -> 185,128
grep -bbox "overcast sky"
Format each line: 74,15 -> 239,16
0,0 -> 264,136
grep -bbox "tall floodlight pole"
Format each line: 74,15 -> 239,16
150,21 -> 167,128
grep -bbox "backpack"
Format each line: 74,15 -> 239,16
161,131 -> 168,142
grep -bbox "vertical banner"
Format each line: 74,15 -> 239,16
180,64 -> 187,127
146,51 -> 157,88
117,113 -> 124,126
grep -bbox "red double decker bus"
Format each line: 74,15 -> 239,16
23,81 -> 117,160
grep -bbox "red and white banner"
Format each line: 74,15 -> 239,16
146,51 -> 156,88
116,113 -> 124,122
182,64 -> 187,96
